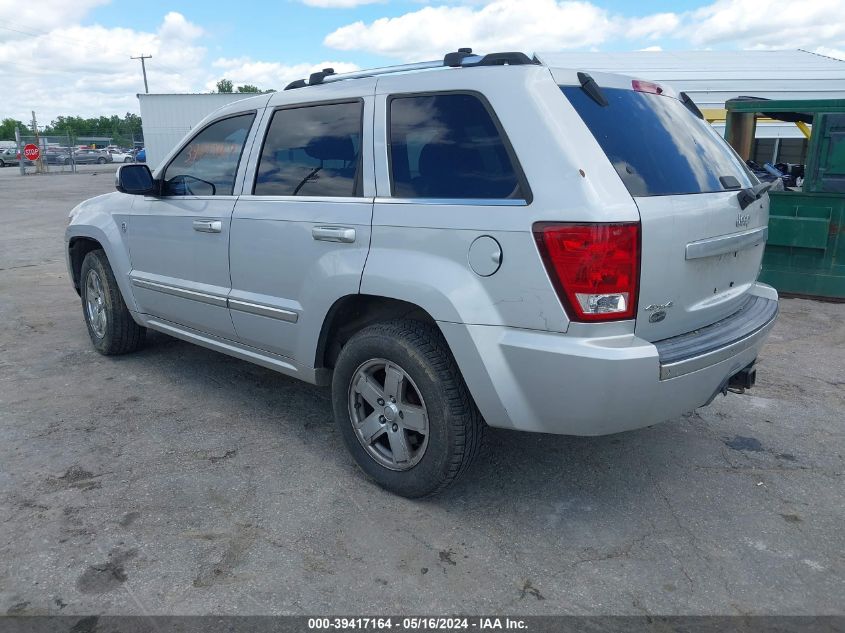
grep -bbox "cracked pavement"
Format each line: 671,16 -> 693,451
0,170 -> 843,615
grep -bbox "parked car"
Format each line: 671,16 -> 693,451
134,148 -> 146,163
65,50 -> 778,497
0,147 -> 20,167
73,149 -> 112,164
108,149 -> 134,163
45,151 -> 72,165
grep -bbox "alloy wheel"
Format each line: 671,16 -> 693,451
348,358 -> 430,471
85,269 -> 107,338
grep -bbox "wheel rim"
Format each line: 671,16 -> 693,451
348,358 -> 430,471
84,269 -> 107,338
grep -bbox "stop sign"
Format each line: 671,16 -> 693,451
23,144 -> 40,161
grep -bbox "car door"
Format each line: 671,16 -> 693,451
127,111 -> 258,339
229,86 -> 375,365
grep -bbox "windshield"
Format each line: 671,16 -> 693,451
562,86 -> 754,196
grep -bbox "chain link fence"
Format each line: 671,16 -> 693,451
10,130 -> 143,175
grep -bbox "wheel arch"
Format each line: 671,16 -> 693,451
315,294 -> 438,370
68,236 -> 104,294
66,219 -> 138,312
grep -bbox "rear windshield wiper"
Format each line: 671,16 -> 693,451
577,72 -> 608,107
737,181 -> 774,210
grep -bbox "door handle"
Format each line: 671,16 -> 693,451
312,226 -> 356,243
193,219 -> 222,233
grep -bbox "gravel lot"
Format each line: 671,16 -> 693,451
0,170 -> 843,616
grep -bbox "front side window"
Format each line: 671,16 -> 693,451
163,113 -> 255,196
254,101 -> 363,197
389,93 -> 524,199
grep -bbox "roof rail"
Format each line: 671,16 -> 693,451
284,49 -> 539,90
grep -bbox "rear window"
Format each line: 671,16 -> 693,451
562,86 -> 753,196
389,93 -> 525,199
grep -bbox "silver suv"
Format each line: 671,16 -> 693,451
65,51 -> 778,497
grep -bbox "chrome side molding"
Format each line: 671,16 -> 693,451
228,298 -> 298,323
131,278 -> 228,308
131,277 -> 299,323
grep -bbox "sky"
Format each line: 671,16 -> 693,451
2,0 -> 845,124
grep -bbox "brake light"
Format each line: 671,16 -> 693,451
632,79 -> 664,95
534,223 -> 640,322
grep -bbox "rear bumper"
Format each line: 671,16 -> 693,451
655,291 -> 779,379
440,283 -> 778,436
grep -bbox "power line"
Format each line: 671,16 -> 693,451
0,21 -> 118,56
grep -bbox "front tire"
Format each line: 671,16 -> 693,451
97,157 -> 106,164
332,320 -> 484,498
80,250 -> 145,355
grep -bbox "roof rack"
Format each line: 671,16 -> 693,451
284,49 -> 540,90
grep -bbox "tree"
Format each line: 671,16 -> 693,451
41,113 -> 144,147
0,118 -> 29,141
216,78 -> 234,93
236,84 -> 261,93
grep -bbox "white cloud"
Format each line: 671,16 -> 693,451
301,0 -> 384,7
324,0 -> 845,64
680,0 -> 845,49
209,57 -> 360,91
626,13 -> 679,41
325,0 -> 614,61
0,0 -> 111,40
0,8 -> 360,125
5,0 -> 845,130
0,12 -> 208,122
814,46 -> 845,61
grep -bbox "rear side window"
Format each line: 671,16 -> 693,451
562,86 -> 753,196
254,101 -> 363,197
163,113 -> 255,196
389,93 -> 525,199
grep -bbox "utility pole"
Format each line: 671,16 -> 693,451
15,127 -> 24,176
131,54 -> 152,93
31,111 -> 44,173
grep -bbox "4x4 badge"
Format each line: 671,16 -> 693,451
736,213 -> 751,228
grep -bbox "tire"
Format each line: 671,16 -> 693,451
0,160 -> 5,167
332,319 -> 484,498
80,249 -> 145,355
97,157 -> 106,164
124,157 -> 132,163
63,158 -> 70,165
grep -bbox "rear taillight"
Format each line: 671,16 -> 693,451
534,222 -> 640,322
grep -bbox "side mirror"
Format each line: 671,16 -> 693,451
116,163 -> 156,195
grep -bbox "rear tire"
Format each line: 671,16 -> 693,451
331,320 -> 484,498
97,157 -> 106,164
80,250 -> 145,355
